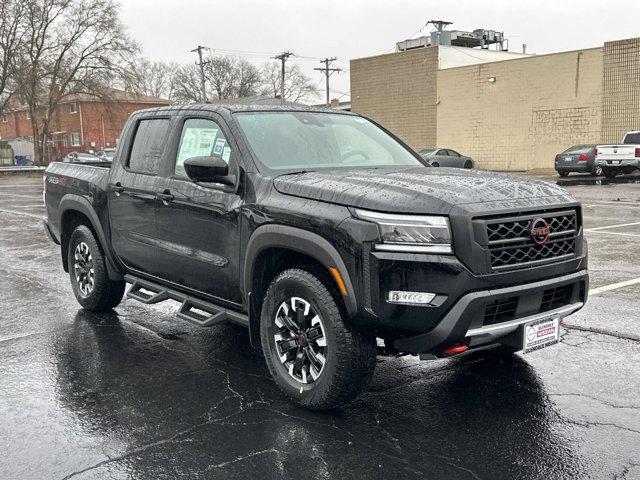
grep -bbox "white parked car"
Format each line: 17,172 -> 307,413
595,131 -> 640,178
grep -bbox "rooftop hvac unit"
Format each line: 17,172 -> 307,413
396,24 -> 506,51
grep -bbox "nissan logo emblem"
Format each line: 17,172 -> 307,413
530,218 -> 551,245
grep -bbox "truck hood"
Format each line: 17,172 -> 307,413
273,167 -> 576,215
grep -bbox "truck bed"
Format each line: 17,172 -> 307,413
44,162 -> 112,242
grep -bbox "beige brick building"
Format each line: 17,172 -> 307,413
350,38 -> 640,171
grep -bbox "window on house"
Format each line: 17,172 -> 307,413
68,103 -> 78,114
1,114 -> 7,123
25,111 -> 31,119
71,132 -> 81,146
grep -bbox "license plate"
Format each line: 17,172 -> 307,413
522,315 -> 560,353
564,156 -> 573,162
608,160 -> 621,165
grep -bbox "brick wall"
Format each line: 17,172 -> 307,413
436,48 -> 603,170
0,110 -> 33,140
1,100 -> 167,159
350,47 -> 438,150
602,38 -> 640,143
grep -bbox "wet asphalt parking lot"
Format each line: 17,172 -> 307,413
0,172 -> 639,480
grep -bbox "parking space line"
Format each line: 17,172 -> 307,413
0,208 -> 43,219
586,231 -> 640,238
0,192 -> 42,198
584,222 -> 640,232
0,184 -> 43,188
581,200 -> 640,207
590,277 -> 640,296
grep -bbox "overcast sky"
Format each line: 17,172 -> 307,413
121,0 -> 640,103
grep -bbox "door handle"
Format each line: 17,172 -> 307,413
157,190 -> 174,205
111,183 -> 125,196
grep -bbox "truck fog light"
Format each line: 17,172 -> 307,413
387,291 -> 436,306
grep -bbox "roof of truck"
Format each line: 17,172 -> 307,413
137,103 -> 354,116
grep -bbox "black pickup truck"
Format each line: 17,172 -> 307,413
44,105 -> 588,410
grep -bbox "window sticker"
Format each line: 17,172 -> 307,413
213,137 -> 226,156
176,127 -> 218,176
222,146 -> 231,163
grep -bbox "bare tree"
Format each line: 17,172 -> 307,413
0,0 -> 26,114
235,58 -> 261,98
169,55 -> 262,103
260,62 -> 318,104
170,63 -> 205,104
204,56 -> 261,99
14,0 -> 137,164
121,58 -> 177,100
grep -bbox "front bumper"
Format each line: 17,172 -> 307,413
393,269 -> 588,354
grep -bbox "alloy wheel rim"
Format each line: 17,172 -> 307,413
273,297 -> 327,384
73,242 -> 94,296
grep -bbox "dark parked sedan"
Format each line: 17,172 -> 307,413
554,144 -> 601,177
418,148 -> 475,168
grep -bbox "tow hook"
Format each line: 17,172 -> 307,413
442,343 -> 469,357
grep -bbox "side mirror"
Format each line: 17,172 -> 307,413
183,156 -> 234,185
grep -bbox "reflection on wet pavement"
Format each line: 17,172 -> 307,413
1,176 -> 639,479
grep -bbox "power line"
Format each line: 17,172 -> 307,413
314,57 -> 342,107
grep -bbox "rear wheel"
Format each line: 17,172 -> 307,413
603,168 -> 618,179
260,268 -> 376,410
68,225 -> 125,312
431,162 -> 439,167
558,171 -> 569,177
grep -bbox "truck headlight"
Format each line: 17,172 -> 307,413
353,209 -> 452,254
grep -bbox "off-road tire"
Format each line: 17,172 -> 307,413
68,225 -> 125,312
260,268 -> 377,410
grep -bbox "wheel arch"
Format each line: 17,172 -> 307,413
243,225 -> 358,348
59,194 -> 123,280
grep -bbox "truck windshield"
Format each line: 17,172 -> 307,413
623,133 -> 640,144
234,111 -> 424,171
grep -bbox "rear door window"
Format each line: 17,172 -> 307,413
623,133 -> 640,144
128,118 -> 171,174
563,145 -> 594,154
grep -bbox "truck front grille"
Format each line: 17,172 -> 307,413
481,210 -> 578,271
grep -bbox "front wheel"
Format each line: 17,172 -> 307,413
260,268 -> 376,410
68,225 -> 125,311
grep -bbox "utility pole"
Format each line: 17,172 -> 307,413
191,45 -> 209,102
314,57 -> 342,107
274,51 -> 294,105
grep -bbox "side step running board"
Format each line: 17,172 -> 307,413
124,274 -> 248,328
